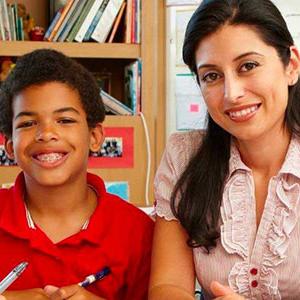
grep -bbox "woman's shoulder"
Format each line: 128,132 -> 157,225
165,130 -> 204,162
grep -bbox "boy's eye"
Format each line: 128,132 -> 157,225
240,61 -> 259,72
201,72 -> 221,83
57,118 -> 76,124
16,120 -> 36,129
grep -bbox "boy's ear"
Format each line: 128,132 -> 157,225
287,46 -> 300,86
89,123 -> 104,152
4,137 -> 15,160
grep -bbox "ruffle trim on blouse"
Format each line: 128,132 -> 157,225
154,196 -> 177,221
220,174 -> 252,259
229,262 -> 281,299
263,180 -> 300,267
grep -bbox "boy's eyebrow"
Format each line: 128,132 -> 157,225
53,107 -> 81,115
14,111 -> 36,120
14,107 -> 81,120
196,51 -> 264,70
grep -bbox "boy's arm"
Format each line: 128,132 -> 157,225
3,288 -> 49,299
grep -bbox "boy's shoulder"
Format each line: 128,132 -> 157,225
0,185 -> 13,204
106,193 -> 153,223
88,172 -> 153,227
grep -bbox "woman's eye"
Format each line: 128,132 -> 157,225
202,72 -> 220,83
16,120 -> 36,129
240,62 -> 258,72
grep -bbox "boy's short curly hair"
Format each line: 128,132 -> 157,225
0,48 -> 105,137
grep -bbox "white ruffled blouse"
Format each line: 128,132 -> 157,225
154,130 -> 300,299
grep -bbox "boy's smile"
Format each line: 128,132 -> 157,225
5,81 -> 103,188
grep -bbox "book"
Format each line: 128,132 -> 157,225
44,7 -> 63,40
74,0 -> 104,42
49,0 -> 68,20
46,0 -> 74,41
82,0 -> 109,41
0,3 -> 4,40
107,1 -> 126,43
124,60 -> 141,114
58,0 -> 88,42
52,0 -> 80,42
131,0 -> 135,43
91,0 -> 124,43
8,4 -> 16,41
100,90 -> 133,115
0,0 -> 11,40
65,0 -> 94,42
125,0 -> 132,43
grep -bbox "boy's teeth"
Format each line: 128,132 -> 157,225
36,153 -> 64,163
229,105 -> 257,118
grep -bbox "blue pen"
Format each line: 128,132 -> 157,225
79,267 -> 110,288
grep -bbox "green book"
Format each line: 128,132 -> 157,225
65,0 -> 94,42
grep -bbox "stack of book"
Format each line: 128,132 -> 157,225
0,0 -> 24,41
124,60 -> 141,114
100,90 -> 134,116
44,0 -> 141,43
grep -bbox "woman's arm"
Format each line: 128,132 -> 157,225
148,216 -> 195,300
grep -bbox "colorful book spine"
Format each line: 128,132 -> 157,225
125,0 -> 132,43
130,0 -> 135,43
46,0 -> 75,41
44,7 -> 63,40
0,0 -> 11,40
52,0 -> 80,42
91,0 -> 124,43
107,1 -> 126,43
82,0 -> 109,41
58,0 -> 87,42
0,3 -> 4,40
65,0 -> 95,42
8,4 -> 16,41
74,0 -> 104,42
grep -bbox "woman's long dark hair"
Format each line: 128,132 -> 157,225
171,0 -> 300,252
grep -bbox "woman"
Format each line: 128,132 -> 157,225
149,0 -> 300,299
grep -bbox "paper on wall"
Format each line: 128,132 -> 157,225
175,73 -> 207,130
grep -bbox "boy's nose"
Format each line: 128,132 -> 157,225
35,124 -> 58,142
223,75 -> 245,103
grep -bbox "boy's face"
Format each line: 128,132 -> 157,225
5,82 -> 103,188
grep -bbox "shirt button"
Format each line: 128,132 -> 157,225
251,280 -> 258,288
250,268 -> 258,275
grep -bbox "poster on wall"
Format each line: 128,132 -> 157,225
88,127 -> 134,168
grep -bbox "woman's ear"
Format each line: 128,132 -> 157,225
287,46 -> 300,86
89,123 -> 104,153
4,137 -> 15,160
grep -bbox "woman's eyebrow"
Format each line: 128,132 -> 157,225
197,52 -> 264,70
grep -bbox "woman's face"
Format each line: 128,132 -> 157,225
195,24 -> 299,143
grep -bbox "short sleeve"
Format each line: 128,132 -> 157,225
154,131 -> 203,221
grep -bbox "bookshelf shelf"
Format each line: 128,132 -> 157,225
0,41 -> 141,59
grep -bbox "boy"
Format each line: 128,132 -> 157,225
0,49 -> 154,300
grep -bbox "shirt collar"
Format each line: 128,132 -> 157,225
228,141 -> 251,177
0,172 -> 109,245
228,134 -> 300,180
278,134 -> 300,179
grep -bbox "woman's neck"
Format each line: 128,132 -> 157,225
235,128 -> 291,177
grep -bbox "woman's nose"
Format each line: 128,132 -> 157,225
223,75 -> 245,103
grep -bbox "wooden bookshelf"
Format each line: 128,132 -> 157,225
0,41 -> 140,58
0,0 -> 166,206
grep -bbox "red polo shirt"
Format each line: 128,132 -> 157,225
0,172 -> 154,300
